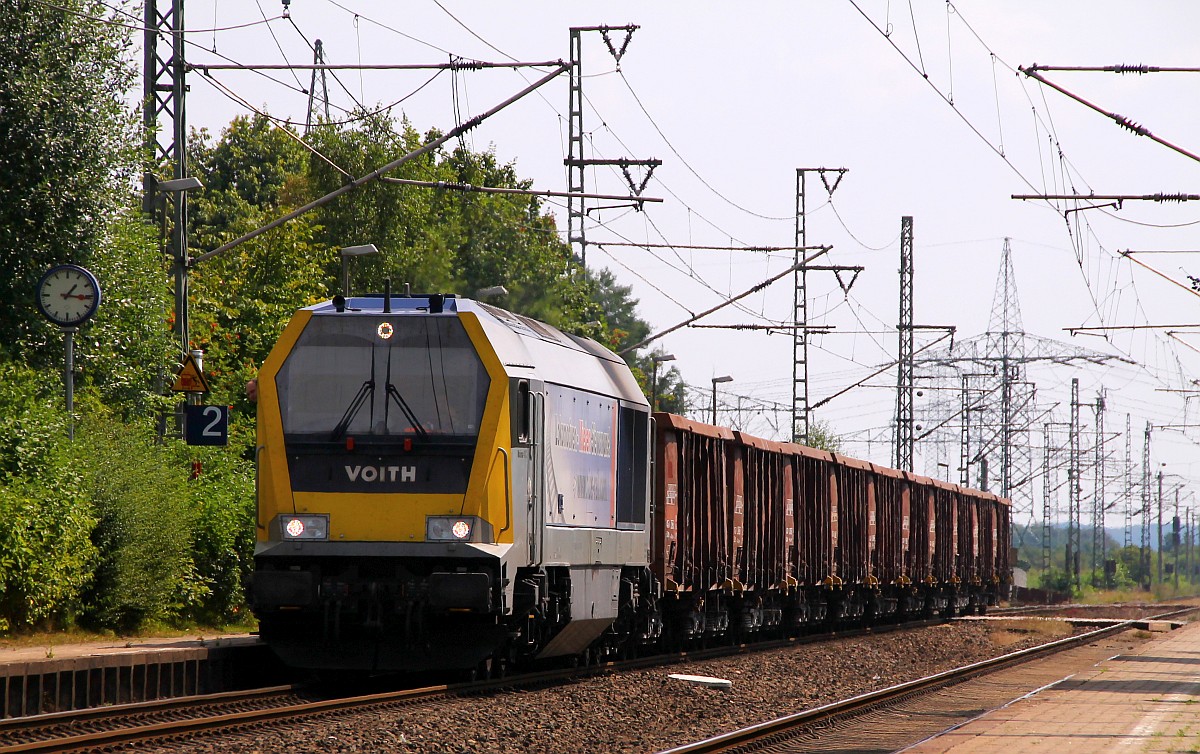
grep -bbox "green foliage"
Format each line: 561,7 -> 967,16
187,115 -> 332,454
0,366 -> 96,632
177,445 -> 256,623
0,54 -> 681,637
0,362 -> 68,477
589,268 -> 650,353
0,0 -> 139,366
1111,544 -> 1151,588
76,209 -> 175,416
1037,568 -> 1075,595
76,410 -> 206,632
0,369 -> 257,635
305,114 -> 599,331
803,419 -> 844,453
0,470 -> 96,633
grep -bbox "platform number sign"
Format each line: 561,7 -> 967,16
185,405 -> 229,446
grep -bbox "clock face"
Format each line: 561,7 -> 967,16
36,265 -> 101,326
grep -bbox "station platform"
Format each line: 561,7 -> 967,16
906,619 -> 1200,753
0,633 -> 269,718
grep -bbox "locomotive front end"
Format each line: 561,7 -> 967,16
250,294 -> 511,672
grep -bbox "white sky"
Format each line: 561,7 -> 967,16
161,0 -> 1200,522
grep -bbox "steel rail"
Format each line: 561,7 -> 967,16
0,618 -> 947,752
8,607 -> 1190,752
0,683 -> 454,753
0,684 -> 301,738
656,606 -> 1197,754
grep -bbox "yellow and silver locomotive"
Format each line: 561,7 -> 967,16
250,291 -> 657,672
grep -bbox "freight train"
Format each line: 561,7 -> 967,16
248,291 -> 1011,674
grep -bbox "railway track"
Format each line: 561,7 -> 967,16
0,616 -> 951,753
0,685 -> 317,753
656,606 -> 1198,754
2,605 -> 1187,752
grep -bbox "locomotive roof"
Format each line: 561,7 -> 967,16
302,293 -> 648,407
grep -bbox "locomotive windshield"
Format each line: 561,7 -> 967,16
275,315 -> 489,442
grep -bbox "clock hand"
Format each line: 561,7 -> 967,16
61,284 -> 78,299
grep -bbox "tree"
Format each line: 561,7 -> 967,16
305,114 -> 597,330
81,210 -> 175,416
186,116 -> 332,447
803,419 -> 843,453
0,0 -> 139,365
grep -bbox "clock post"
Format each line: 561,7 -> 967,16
64,326 -> 78,441
35,264 -> 102,440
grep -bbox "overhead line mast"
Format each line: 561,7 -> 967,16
1068,377 -> 1081,589
304,39 -> 330,134
143,0 -> 191,360
895,216 -> 914,471
565,26 -> 658,268
1142,422 -> 1152,588
793,167 -> 853,444
1093,390 -> 1107,584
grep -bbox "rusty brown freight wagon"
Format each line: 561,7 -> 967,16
653,413 -> 1010,644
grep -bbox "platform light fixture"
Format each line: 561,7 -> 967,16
340,244 -> 379,297
651,353 -> 676,412
476,285 -> 509,300
156,176 -> 204,192
711,375 -> 732,425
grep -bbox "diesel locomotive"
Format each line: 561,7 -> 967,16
248,291 -> 1010,674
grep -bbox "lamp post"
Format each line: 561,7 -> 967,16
711,375 -> 732,426
340,244 -> 379,297
650,353 -> 675,412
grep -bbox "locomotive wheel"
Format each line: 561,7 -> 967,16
472,656 -> 495,681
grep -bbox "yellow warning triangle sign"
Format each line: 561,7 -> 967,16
171,354 -> 210,393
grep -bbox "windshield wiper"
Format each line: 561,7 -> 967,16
385,383 -> 428,438
330,379 -> 373,441
330,345 -> 379,441
383,341 -> 428,437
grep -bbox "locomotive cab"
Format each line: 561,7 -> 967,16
249,292 -> 655,673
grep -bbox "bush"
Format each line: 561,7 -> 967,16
76,414 -> 207,632
0,364 -> 97,632
0,474 -> 97,632
177,444 -> 255,623
0,361 -> 68,477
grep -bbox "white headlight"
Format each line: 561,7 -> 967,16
278,514 -> 329,540
426,515 -> 491,543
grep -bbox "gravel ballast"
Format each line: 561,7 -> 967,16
148,617 -> 1146,754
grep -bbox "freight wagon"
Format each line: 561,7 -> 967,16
653,414 -> 1011,646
